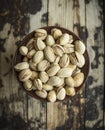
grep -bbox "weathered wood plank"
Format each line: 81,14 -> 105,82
47,0 -> 86,130
27,0 -> 48,130
85,0 -> 104,129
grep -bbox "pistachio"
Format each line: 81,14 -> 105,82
58,33 -> 70,45
27,49 -> 36,59
73,72 -> 84,87
23,80 -> 32,91
59,54 -> 70,67
34,38 -> 46,51
46,35 -> 55,46
75,40 -> 86,54
29,60 -> 37,71
34,29 -> 47,40
57,68 -> 73,78
65,86 -> 75,96
56,78 -> 65,87
54,56 -> 60,64
19,69 -> 32,82
37,60 -> 50,71
68,64 -> 76,72
69,35 -> 73,44
75,51 -> 85,68
30,71 -> 38,80
56,87 -> 66,100
72,67 -> 81,76
33,51 -> 44,64
39,72 -> 49,83
51,28 -> 62,39
35,89 -> 47,99
34,79 -> 42,90
14,62 -> 29,71
47,64 -> 60,77
64,44 -> 74,54
53,44 -> 65,57
44,46 -> 55,62
19,46 -> 28,56
26,38 -> 34,51
43,84 -> 53,91
65,77 -> 74,87
47,76 -> 61,86
69,52 -> 78,65
47,90 -> 56,102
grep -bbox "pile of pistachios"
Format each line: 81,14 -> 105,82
14,28 -> 86,102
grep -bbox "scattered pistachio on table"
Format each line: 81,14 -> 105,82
14,27 -> 86,102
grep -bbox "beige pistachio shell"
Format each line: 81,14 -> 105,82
26,38 -> 34,51
37,60 -> 50,71
33,51 -> 44,64
30,71 -> 38,80
65,86 -> 75,96
69,52 -> 78,65
47,76 -> 61,86
35,89 -> 47,99
14,62 -> 29,71
29,60 -> 37,71
19,46 -> 28,56
23,80 -> 32,91
64,44 -> 74,54
59,33 -> 70,45
19,69 -> 32,82
27,49 -> 36,59
43,84 -> 53,91
51,28 -> 62,39
44,46 -> 55,62
56,87 -> 66,100
75,40 -> 86,54
73,72 -> 84,87
59,54 -> 70,67
72,67 -> 81,76
34,29 -> 47,40
47,64 -> 60,77
34,79 -> 43,90
46,35 -> 55,46
39,72 -> 49,83
65,77 -> 74,87
57,68 -> 73,77
56,78 -> 65,87
47,90 -> 56,102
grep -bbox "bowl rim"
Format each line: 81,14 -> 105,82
14,26 -> 90,102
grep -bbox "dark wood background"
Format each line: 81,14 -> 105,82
0,0 -> 104,130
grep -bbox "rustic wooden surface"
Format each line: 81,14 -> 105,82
0,0 -> 104,130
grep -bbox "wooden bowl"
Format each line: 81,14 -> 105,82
14,26 -> 89,102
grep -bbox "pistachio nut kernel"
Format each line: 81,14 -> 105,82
34,29 -> 47,40
47,90 -> 56,102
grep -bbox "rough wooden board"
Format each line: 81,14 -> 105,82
27,0 -> 48,130
85,0 -> 104,129
47,0 -> 86,130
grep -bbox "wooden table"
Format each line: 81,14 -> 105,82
0,0 -> 104,130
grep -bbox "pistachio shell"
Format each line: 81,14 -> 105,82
35,89 -> 47,99
57,68 -> 73,77
53,44 -> 65,57
34,79 -> 42,90
27,49 -> 36,58
56,78 -> 65,87
35,29 -> 47,40
34,38 -> 46,51
56,87 -> 66,100
19,46 -> 28,56
26,38 -> 34,51
47,90 -> 56,102
69,35 -> 73,44
65,86 -> 75,96
58,33 -> 70,45
14,62 -> 29,71
46,35 -> 55,46
44,46 -> 55,62
72,67 -> 81,76
29,60 -> 37,71
65,77 -> 74,87
51,28 -> 62,39
19,69 -> 32,82
43,84 -> 53,91
59,54 -> 70,67
48,76 -> 61,86
37,60 -> 50,71
64,44 -> 74,54
67,64 -> 76,72
75,51 -> 85,68
23,80 -> 32,91
73,72 -> 84,87
39,72 -> 49,83
33,51 -> 44,64
30,71 -> 38,80
75,40 -> 86,54
54,56 -> 60,64
69,52 -> 78,65
47,64 -> 60,77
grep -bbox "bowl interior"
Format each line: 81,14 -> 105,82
14,26 -> 89,101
